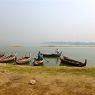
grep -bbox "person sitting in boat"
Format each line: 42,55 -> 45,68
37,51 -> 43,60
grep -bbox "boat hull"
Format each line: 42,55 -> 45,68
0,55 -> 16,63
16,57 -> 31,65
33,59 -> 44,66
60,56 -> 87,67
42,52 -> 62,58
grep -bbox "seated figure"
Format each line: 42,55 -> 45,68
38,51 -> 43,60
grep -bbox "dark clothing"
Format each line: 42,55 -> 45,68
38,52 -> 43,60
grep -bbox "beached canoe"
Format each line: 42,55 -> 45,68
32,58 -> 44,66
60,56 -> 87,67
41,52 -> 62,58
0,55 -> 16,63
16,56 -> 31,65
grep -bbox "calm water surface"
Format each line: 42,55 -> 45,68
0,46 -> 95,67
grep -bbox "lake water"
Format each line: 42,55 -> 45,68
0,45 -> 95,67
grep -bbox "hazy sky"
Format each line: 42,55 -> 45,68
0,0 -> 95,45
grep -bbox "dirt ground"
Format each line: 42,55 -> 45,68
0,70 -> 95,95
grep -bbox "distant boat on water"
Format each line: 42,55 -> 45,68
41,52 -> 62,58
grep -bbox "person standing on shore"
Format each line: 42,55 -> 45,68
55,49 -> 59,54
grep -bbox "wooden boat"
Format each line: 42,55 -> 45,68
60,56 -> 87,67
32,58 -> 44,66
0,55 -> 16,63
0,54 -> 4,57
16,56 -> 31,65
41,52 -> 62,57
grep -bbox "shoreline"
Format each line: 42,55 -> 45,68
0,63 -> 95,75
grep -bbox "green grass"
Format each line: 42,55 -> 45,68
0,64 -> 95,77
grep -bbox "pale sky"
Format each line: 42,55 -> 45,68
0,0 -> 95,45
